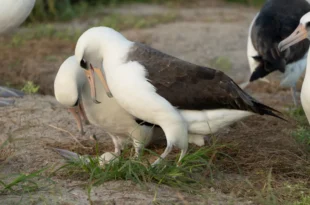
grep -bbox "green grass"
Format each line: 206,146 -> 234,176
28,0 -> 174,23
287,106 -> 310,148
0,168 -> 50,195
97,13 -> 178,31
294,195 -> 310,205
21,81 -> 40,94
7,12 -> 178,46
57,144 -> 237,195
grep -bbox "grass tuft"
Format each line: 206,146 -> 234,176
0,168 -> 53,195
57,144 -> 235,194
288,106 -> 310,147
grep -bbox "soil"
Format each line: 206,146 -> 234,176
0,2 -> 309,205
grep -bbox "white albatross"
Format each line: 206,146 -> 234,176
54,56 -> 162,157
74,27 -> 285,165
0,0 -> 36,106
279,12 -> 310,124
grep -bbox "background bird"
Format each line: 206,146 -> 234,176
279,12 -> 310,125
247,0 -> 310,106
0,0 -> 36,106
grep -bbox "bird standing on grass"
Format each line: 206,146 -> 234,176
74,26 -> 284,166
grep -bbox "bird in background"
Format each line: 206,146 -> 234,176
246,0 -> 310,106
0,0 -> 36,106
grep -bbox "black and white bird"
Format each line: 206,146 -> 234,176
55,56 -> 265,164
247,0 -> 310,105
74,27 -> 284,165
279,12 -> 310,125
0,0 -> 36,106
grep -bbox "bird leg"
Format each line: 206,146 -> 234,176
78,102 -> 90,125
291,84 -> 298,106
68,107 -> 85,135
151,143 -> 173,166
107,133 -> 123,156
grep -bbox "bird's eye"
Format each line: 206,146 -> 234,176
80,59 -> 88,70
306,22 -> 310,28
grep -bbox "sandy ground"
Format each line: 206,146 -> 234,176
0,2 -> 309,205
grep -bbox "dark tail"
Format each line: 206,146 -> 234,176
253,101 -> 287,121
250,53 -> 286,82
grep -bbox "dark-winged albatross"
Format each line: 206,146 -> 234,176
54,56 -> 218,163
74,27 -> 284,166
279,12 -> 310,124
0,0 -> 36,106
248,0 -> 310,105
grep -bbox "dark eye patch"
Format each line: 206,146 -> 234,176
306,22 -> 310,28
80,59 -> 88,70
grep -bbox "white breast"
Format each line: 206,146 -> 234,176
81,74 -> 137,136
280,53 -> 308,87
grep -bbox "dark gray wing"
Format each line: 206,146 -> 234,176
126,43 -> 283,119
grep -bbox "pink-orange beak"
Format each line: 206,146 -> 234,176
90,64 -> 113,98
278,24 -> 308,52
84,66 -> 101,104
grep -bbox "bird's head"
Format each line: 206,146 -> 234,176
75,27 -> 116,103
54,56 -> 85,107
278,12 -> 310,52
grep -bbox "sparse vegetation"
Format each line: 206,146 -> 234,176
0,168 -> 51,195
288,106 -> 310,146
58,144 -> 234,194
21,81 -> 40,94
225,0 -> 265,6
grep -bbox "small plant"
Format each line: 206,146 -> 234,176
21,81 -> 40,94
0,168 -> 52,195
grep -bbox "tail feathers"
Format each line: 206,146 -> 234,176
250,54 -> 286,82
253,101 -> 287,121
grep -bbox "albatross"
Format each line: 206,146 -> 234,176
279,12 -> 310,124
0,0 -> 36,106
74,26 -> 284,165
54,56 -> 219,160
247,0 -> 310,105
54,56 -> 161,156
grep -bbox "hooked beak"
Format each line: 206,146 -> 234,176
90,64 -> 113,98
278,24 -> 308,52
84,66 -> 101,104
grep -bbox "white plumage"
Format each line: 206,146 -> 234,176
74,27 -> 270,165
56,55 -> 254,164
0,0 -> 35,34
0,0 -> 36,106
